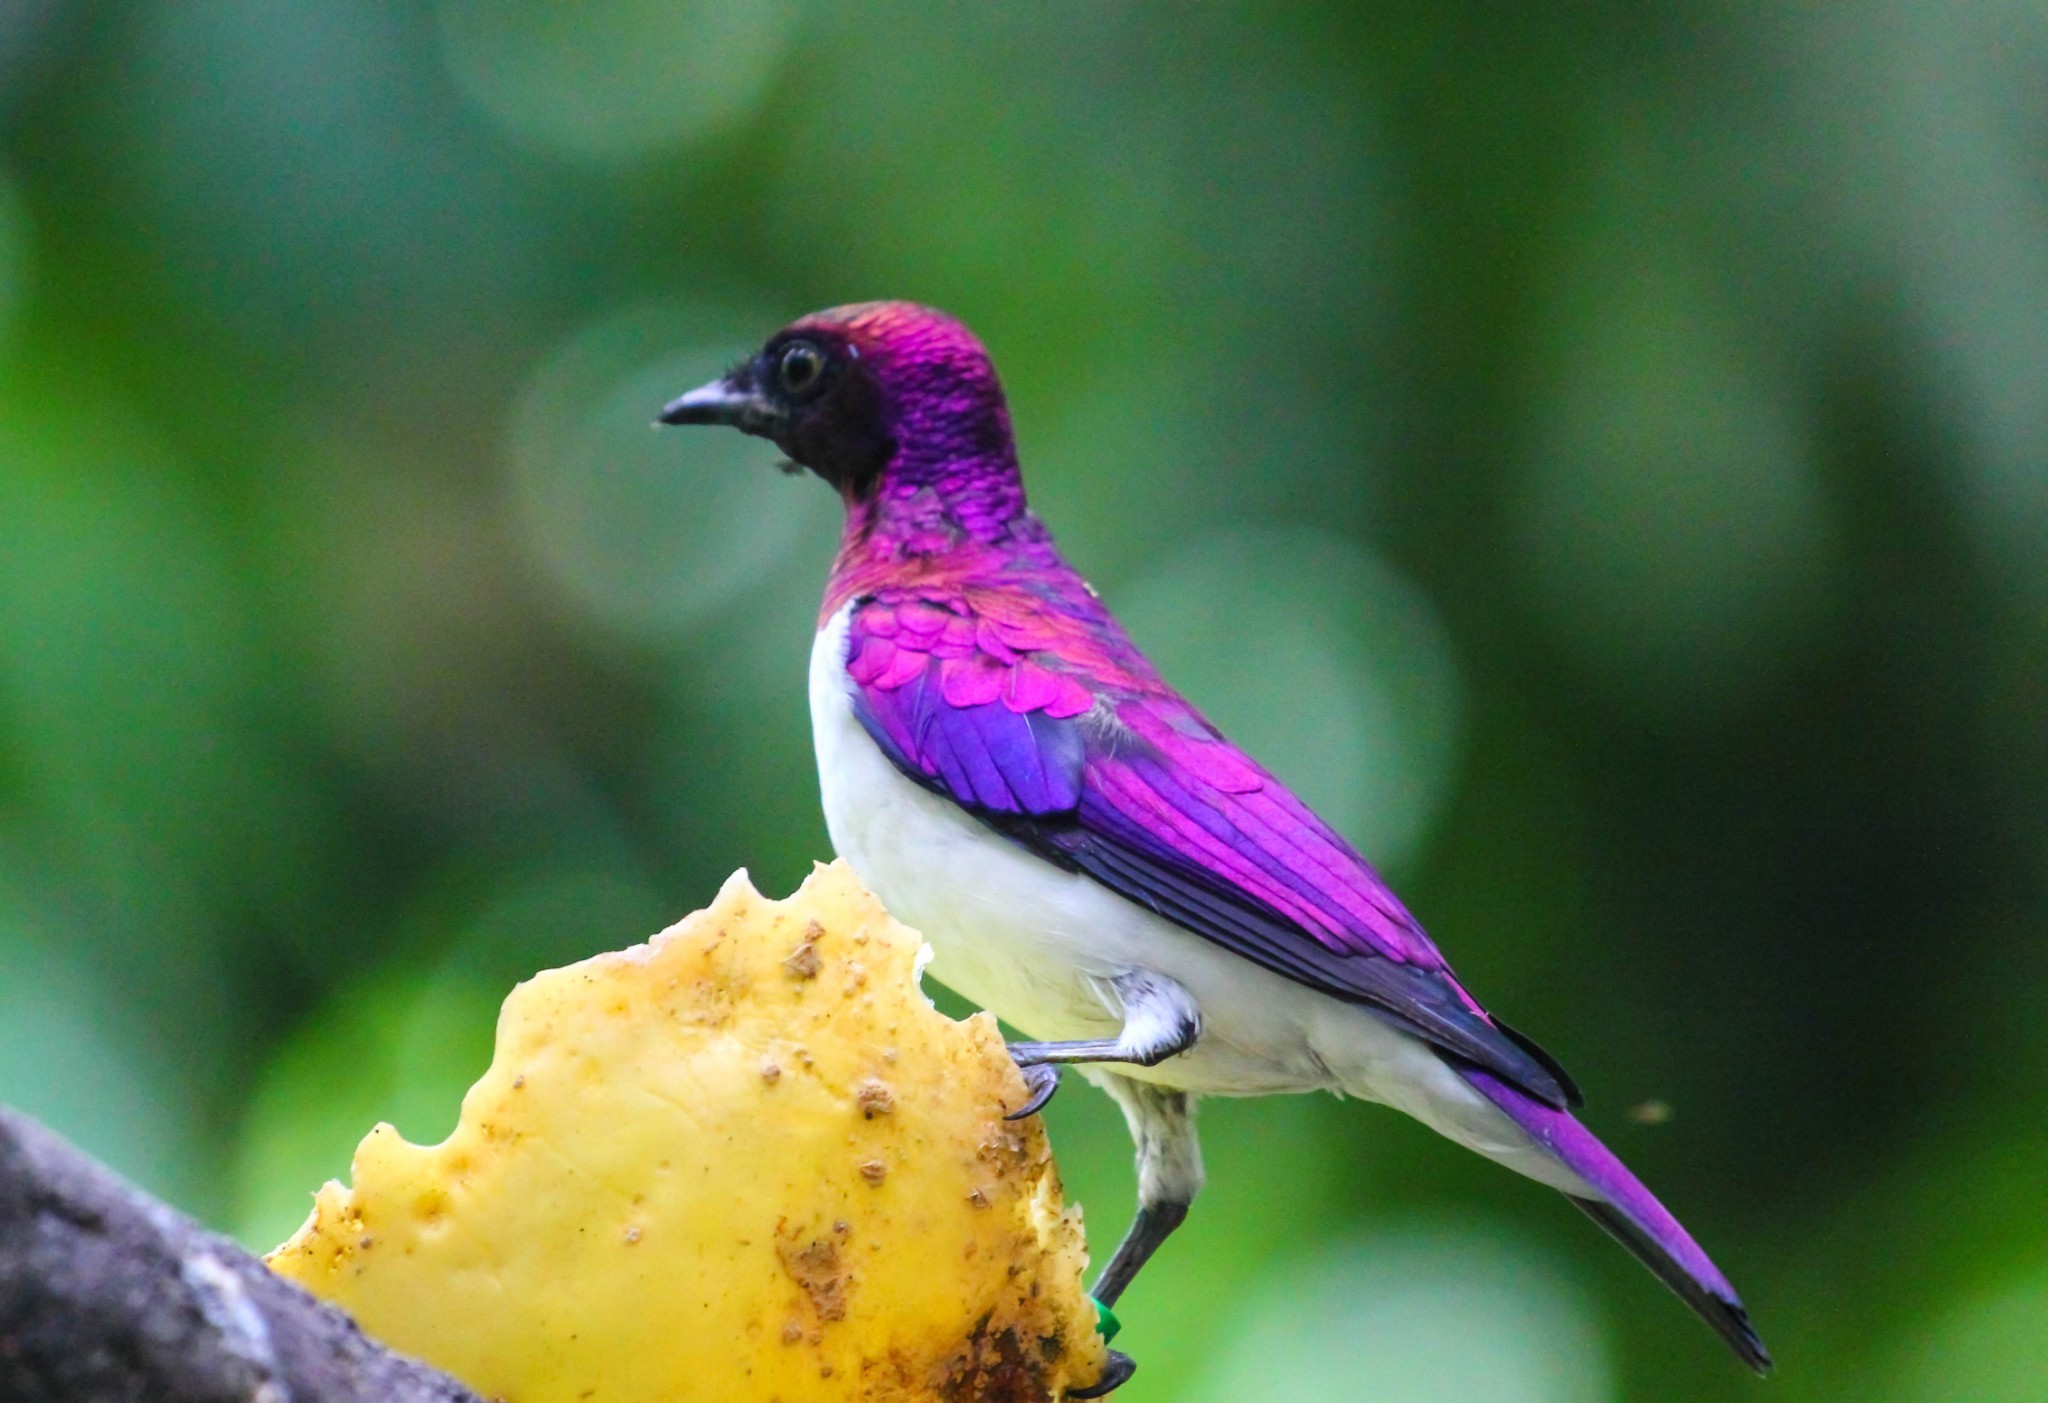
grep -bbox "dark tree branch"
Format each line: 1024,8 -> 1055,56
0,1106 -> 481,1403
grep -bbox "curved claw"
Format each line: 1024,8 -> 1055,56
1066,1348 -> 1136,1398
1006,1061 -> 1061,1120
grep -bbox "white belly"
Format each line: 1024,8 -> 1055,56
807,605 -> 1588,1190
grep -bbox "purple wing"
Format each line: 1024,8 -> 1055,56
844,585 -> 1575,1109
847,593 -> 1095,813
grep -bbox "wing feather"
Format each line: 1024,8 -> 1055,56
841,586 -> 1574,1108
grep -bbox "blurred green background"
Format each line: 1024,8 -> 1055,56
1,4 -> 2044,1399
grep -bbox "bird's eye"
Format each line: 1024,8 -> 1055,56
779,341 -> 826,396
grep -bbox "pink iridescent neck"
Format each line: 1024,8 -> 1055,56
821,480 -> 1061,622
802,302 -> 1051,620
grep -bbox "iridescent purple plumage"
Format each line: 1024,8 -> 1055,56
833,568 -> 1583,1103
807,304 -> 1570,1106
660,300 -> 1769,1375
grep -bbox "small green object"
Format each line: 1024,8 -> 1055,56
1092,1295 -> 1121,1343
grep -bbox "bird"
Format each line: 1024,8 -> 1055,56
660,301 -> 1769,1393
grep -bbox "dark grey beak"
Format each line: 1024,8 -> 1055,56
657,373 -> 780,434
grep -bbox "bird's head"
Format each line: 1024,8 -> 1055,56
659,302 -> 1021,521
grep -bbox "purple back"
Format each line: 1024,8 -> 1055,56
801,302 -> 1572,1107
834,547 -> 1571,1108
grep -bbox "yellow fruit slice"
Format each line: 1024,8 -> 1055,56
268,861 -> 1105,1401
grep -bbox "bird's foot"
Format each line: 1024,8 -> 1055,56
1006,1059 -> 1061,1120
1067,1349 -> 1136,1398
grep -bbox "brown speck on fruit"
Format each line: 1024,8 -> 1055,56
967,1187 -> 990,1210
781,1320 -> 803,1345
942,1316 -> 1063,1402
760,1058 -> 782,1084
511,1074 -> 525,1090
855,1079 -> 895,1118
782,940 -> 822,980
624,1226 -> 642,1244
777,1235 -> 849,1322
859,1159 -> 887,1185
819,1364 -> 834,1379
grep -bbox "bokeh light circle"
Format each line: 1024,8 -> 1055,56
1113,525 -> 1463,875
118,0 -> 547,348
508,301 -> 837,641
433,0 -> 799,164
1187,1223 -> 1614,1403
1510,227 -> 1838,714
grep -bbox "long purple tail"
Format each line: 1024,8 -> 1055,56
1460,1066 -> 1772,1373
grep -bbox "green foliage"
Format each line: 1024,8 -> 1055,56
1,4 -> 2044,1398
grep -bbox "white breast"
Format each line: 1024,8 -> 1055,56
806,603 -> 1590,1192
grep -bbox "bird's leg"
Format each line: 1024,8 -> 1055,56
1010,970 -> 1204,1068
1066,1075 -> 1204,1399
1002,977 -> 1204,1395
1003,972 -> 1201,1120
1089,1075 -> 1203,1306
1007,1062 -> 1064,1120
